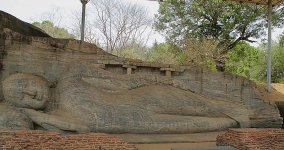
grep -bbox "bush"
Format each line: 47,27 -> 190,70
113,43 -> 147,60
181,38 -> 221,70
225,42 -> 260,79
253,43 -> 284,83
145,43 -> 179,64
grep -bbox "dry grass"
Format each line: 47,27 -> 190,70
257,83 -> 284,102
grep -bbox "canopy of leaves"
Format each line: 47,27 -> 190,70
154,0 -> 284,52
113,42 -> 147,60
255,43 -> 284,83
181,38 -> 221,70
145,43 -> 179,64
32,21 -> 75,39
144,40 -> 219,70
225,42 -> 260,79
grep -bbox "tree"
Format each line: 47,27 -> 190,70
33,21 -> 75,39
144,40 -> 220,70
114,42 -> 147,60
254,43 -> 284,83
280,33 -> 284,47
91,0 -> 152,52
146,42 -> 179,64
225,42 -> 260,79
154,0 -> 284,71
69,10 -> 99,44
30,7 -> 64,27
182,38 -> 221,70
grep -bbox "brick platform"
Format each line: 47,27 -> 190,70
0,130 -> 137,150
217,128 -> 284,150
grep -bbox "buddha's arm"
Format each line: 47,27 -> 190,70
21,108 -> 90,133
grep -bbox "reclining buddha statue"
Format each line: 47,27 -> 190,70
0,10 -> 282,133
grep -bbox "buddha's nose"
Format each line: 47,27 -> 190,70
23,89 -> 37,99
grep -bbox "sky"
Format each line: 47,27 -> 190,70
0,0 -> 283,46
0,0 -> 160,22
0,0 -> 164,45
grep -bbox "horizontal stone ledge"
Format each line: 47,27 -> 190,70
161,67 -> 176,72
122,65 -> 137,69
128,62 -> 170,68
161,67 -> 185,72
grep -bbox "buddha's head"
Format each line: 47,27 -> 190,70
3,73 -> 50,109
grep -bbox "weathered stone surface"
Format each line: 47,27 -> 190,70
0,104 -> 33,129
0,10 -> 50,37
3,73 -> 50,109
0,11 -> 282,134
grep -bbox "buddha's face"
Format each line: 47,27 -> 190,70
3,73 -> 50,109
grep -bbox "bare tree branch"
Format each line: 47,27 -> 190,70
91,0 -> 152,52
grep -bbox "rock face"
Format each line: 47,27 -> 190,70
0,11 -> 282,133
3,73 -> 50,109
0,104 -> 33,129
0,10 -> 50,37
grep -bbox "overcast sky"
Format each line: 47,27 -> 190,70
0,0 -> 159,22
0,0 -> 283,46
0,0 -> 163,45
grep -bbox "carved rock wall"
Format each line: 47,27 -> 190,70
0,27 -> 282,128
175,68 -> 282,128
0,10 -> 282,132
0,10 -> 50,37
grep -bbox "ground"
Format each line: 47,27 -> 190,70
258,83 -> 284,101
272,83 -> 284,95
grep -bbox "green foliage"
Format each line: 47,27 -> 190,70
280,33 -> 284,48
252,43 -> 284,83
268,45 -> 284,83
181,38 -> 221,70
113,43 -> 147,60
154,0 -> 284,52
225,40 -> 284,83
225,42 -> 260,79
145,43 -> 179,64
144,40 -> 219,70
32,21 -> 75,39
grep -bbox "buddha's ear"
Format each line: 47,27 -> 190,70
31,74 -> 55,88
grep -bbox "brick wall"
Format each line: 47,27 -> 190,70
0,130 -> 137,150
217,128 -> 284,150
